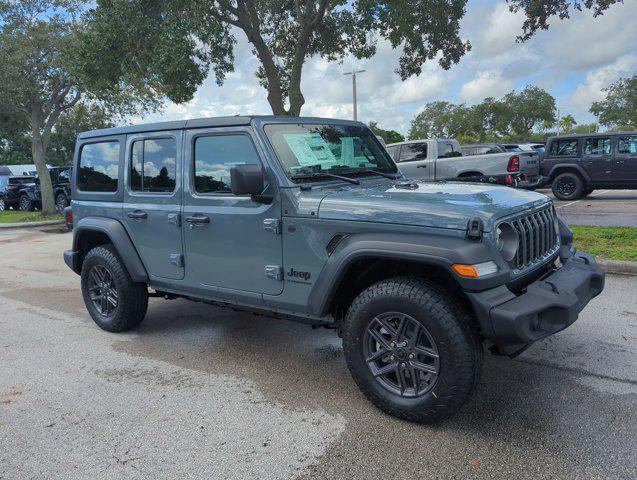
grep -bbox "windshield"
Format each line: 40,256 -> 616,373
264,123 -> 397,181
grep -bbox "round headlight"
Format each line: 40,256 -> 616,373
496,222 -> 518,262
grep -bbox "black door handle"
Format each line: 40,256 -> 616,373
185,214 -> 210,227
417,165 -> 427,168
127,210 -> 148,219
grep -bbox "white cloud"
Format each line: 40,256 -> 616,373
479,3 -> 526,55
460,71 -> 513,102
570,55 -> 637,110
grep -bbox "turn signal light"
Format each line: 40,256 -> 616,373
452,264 -> 478,278
452,261 -> 499,278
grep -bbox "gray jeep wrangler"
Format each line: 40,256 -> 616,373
64,116 -> 604,423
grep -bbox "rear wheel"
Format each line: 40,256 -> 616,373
55,193 -> 69,212
19,195 -> 34,211
551,172 -> 584,200
81,244 -> 148,332
0,198 -> 5,211
342,277 -> 483,423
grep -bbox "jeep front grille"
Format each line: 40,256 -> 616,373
509,206 -> 558,270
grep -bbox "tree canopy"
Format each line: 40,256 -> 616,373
590,75 -> 637,130
368,121 -> 405,144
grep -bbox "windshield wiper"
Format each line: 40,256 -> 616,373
350,167 -> 399,180
290,172 -> 360,185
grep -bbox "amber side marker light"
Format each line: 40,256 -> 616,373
452,261 -> 498,278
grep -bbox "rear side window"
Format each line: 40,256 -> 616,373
618,136 -> 637,154
78,141 -> 120,192
549,139 -> 578,157
437,141 -> 461,158
584,137 -> 611,155
130,138 -> 177,193
194,134 -> 261,194
398,143 -> 427,162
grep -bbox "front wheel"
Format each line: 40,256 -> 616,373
81,244 -> 148,332
0,198 -> 5,211
342,277 -> 483,424
19,195 -> 34,211
551,172 -> 584,200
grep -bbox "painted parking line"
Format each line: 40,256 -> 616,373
555,189 -> 611,210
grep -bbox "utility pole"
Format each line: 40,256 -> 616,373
343,69 -> 365,121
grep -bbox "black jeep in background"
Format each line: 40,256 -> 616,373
0,175 -> 36,211
0,166 -> 71,212
542,132 -> 637,200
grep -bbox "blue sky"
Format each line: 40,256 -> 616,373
140,0 -> 637,135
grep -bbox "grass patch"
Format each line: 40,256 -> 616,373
0,210 -> 63,224
571,226 -> 637,262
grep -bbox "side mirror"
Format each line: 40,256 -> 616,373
230,164 -> 273,204
231,164 -> 264,196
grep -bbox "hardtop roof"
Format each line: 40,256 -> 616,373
547,131 -> 637,141
78,115 -> 366,139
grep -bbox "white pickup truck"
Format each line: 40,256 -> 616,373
386,138 -> 541,187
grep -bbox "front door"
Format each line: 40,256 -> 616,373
182,127 -> 283,296
582,136 -> 613,182
615,134 -> 637,183
396,143 -> 432,180
123,131 -> 184,280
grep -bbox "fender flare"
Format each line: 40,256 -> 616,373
72,217 -> 148,282
546,163 -> 591,182
307,232 -> 509,317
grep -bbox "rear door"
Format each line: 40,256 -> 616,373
123,131 -> 184,280
582,136 -> 613,182
615,134 -> 637,183
395,142 -> 432,179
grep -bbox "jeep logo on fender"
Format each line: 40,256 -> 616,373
287,268 -> 311,281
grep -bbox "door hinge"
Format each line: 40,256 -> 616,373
263,218 -> 281,234
168,213 -> 181,227
264,265 -> 283,281
170,253 -> 184,268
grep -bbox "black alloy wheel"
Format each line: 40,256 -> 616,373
363,312 -> 439,397
87,265 -> 119,317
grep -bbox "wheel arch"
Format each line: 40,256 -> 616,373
72,217 -> 148,282
547,163 -> 590,183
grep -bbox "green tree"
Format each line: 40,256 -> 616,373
368,121 -> 404,144
507,0 -> 622,41
0,1 -> 179,214
88,0 -> 472,117
559,114 -> 577,134
501,86 -> 556,138
590,75 -> 637,130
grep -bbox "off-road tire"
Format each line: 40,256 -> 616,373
55,193 -> 69,212
81,244 -> 148,332
342,277 -> 483,424
551,172 -> 585,200
19,195 -> 34,211
0,197 -> 5,211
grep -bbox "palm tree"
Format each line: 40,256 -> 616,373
560,114 -> 577,134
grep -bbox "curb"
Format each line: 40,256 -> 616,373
0,220 -> 65,229
597,259 -> 637,276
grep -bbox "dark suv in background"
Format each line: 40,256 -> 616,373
542,132 -> 637,200
6,166 -> 72,212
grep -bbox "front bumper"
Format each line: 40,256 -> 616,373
467,249 -> 605,355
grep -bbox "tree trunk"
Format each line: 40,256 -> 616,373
31,130 -> 56,216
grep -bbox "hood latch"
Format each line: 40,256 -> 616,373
467,217 -> 484,241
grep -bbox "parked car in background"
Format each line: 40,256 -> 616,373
460,143 -> 506,156
0,175 -> 36,211
387,138 -> 542,188
503,143 -> 545,153
541,132 -> 637,200
6,166 -> 72,212
5,164 -> 41,176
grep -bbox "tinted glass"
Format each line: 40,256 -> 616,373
618,136 -> 637,154
264,123 -> 397,180
386,145 -> 398,159
78,141 -> 120,192
194,135 -> 261,194
437,142 -> 461,158
549,139 -> 578,156
584,137 -> 611,155
398,143 -> 427,162
130,138 -> 177,193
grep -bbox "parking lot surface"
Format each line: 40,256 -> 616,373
539,188 -> 637,227
1,228 -> 636,479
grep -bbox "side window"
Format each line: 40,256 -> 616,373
399,143 -> 427,162
618,136 -> 637,154
78,141 -> 120,192
437,142 -> 461,158
130,138 -> 177,193
194,134 -> 261,194
386,145 -> 398,160
549,139 -> 578,157
584,137 -> 611,155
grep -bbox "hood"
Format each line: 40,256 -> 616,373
316,180 -> 551,232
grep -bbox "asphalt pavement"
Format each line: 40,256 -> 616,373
0,228 -> 636,479
539,188 -> 637,227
